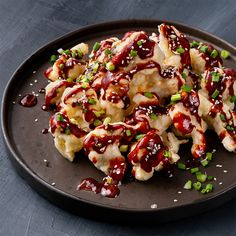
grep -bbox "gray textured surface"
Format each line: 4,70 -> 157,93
1,0 -> 236,235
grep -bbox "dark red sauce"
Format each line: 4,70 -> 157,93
50,113 -> 87,138
44,67 -> 53,78
181,91 -> 201,123
172,112 -> 194,135
19,94 -> 37,107
41,128 -> 48,134
128,130 -> 169,173
78,178 -> 120,198
112,32 -> 155,68
160,24 -> 190,66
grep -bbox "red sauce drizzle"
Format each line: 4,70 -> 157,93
19,94 -> 37,107
50,113 -> 87,138
173,112 -> 194,135
160,24 -> 190,66
128,130 -> 169,173
112,32 -> 155,67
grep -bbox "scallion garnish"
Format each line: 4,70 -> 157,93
103,117 -> 111,126
150,113 -> 158,120
181,85 -> 192,93
64,127 -> 71,135
211,89 -> 220,99
184,180 -> 192,190
200,45 -> 208,53
171,93 -> 181,102
205,183 -> 213,193
176,47 -> 185,54
50,55 -> 57,64
221,50 -> 230,59
196,172 -> 207,183
126,130 -> 132,137
105,49 -> 111,55
207,175 -> 214,181
201,158 -> 209,167
137,40 -> 143,46
230,95 -> 236,103
93,119 -> 102,127
163,150 -> 171,158
190,41 -> 199,48
190,167 -> 199,174
177,162 -> 186,170
88,98 -> 96,105
135,134 -> 145,140
226,125 -> 234,131
130,50 -> 138,57
119,145 -> 128,152
144,92 -> 153,98
57,113 -> 64,122
206,152 -> 213,161
106,62 -> 115,71
193,182 -> 202,191
93,42 -> 101,51
210,49 -> 218,58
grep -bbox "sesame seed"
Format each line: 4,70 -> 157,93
51,182 -> 56,186
12,101 -> 16,104
34,80 -> 38,83
30,83 -> 33,86
223,170 -> 228,173
214,177 -> 217,181
18,94 -> 22,97
178,191 -> 182,194
150,203 -> 157,209
219,182 -> 223,185
33,70 -> 36,74
173,199 -> 178,202
34,118 -> 38,122
216,164 -> 222,168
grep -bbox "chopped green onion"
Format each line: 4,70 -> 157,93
200,45 -> 208,53
126,130 -> 132,137
163,150 -> 171,158
205,183 -> 213,193
81,83 -> 88,89
103,117 -> 111,125
135,134 -> 145,140
190,167 -> 199,174
171,93 -> 181,102
221,50 -> 230,59
181,85 -> 192,93
211,89 -> 219,99
57,114 -> 64,122
59,64 -> 64,69
201,188 -> 207,194
193,182 -> 202,191
94,109 -> 105,117
106,62 -> 115,71
226,125 -> 234,131
137,40 -> 143,46
212,73 -> 220,82
50,55 -> 57,64
150,113 -> 158,120
190,41 -> 199,48
93,63 -> 99,73
88,98 -> 96,105
119,145 -> 128,152
201,158 -> 209,167
66,77 -> 74,83
64,49 -> 70,55
181,72 -> 187,79
176,47 -> 185,54
144,92 -> 153,98
184,180 -> 192,190
93,119 -> 102,127
105,49 -> 111,55
196,172 -> 207,183
77,49 -> 83,58
206,152 -> 213,161
220,114 -> 226,121
210,49 -> 218,58
207,175 -> 214,181
177,162 -> 186,170
130,50 -> 138,57
93,42 -> 101,51
64,127 -> 71,135
230,95 -> 236,103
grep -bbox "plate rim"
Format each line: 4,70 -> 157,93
2,19 -> 236,219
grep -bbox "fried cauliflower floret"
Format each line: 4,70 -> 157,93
129,93 -> 171,134
83,123 -> 133,181
45,43 -> 88,81
49,113 -> 87,161
169,91 -> 207,158
158,23 -> 191,68
45,80 -> 73,107
128,130 -> 180,181
190,43 -> 222,74
60,83 -> 104,130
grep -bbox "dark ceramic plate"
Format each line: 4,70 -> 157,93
2,20 -> 236,223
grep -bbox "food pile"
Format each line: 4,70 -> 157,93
43,23 -> 236,197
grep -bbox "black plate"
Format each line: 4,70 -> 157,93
2,19 -> 236,223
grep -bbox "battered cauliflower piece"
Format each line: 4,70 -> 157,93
158,23 -> 191,68
190,43 -> 222,74
128,130 -> 180,181
128,93 -> 171,134
60,83 -> 104,130
49,113 -> 87,161
169,90 -> 207,158
45,80 -> 74,107
45,43 -> 88,81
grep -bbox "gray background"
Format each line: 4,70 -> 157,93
1,0 -> 236,235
